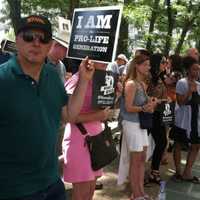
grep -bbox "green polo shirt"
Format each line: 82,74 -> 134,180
0,56 -> 68,199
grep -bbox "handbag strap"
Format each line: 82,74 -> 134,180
76,123 -> 88,135
76,121 -> 108,136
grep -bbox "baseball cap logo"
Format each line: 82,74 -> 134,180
27,16 -> 45,24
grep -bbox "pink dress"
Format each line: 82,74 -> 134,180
62,73 -> 103,183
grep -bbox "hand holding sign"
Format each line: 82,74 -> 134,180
97,107 -> 112,121
79,56 -> 95,81
68,6 -> 123,63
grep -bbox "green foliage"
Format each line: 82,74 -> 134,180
1,0 -> 200,54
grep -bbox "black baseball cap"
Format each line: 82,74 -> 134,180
17,15 -> 52,38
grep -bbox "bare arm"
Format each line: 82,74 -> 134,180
176,81 -> 196,105
61,57 -> 95,123
176,92 -> 192,106
124,80 -> 143,113
74,107 -> 111,123
124,80 -> 155,113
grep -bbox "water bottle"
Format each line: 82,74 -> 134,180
156,181 -> 166,200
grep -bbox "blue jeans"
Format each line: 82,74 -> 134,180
3,179 -> 66,200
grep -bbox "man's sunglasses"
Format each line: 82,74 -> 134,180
21,31 -> 51,44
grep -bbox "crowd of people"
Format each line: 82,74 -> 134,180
0,14 -> 200,200
117,48 -> 200,200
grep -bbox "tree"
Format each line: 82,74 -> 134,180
146,0 -> 160,52
68,0 -> 79,20
175,1 -> 200,54
164,0 -> 176,56
6,0 -> 21,35
2,0 -> 200,54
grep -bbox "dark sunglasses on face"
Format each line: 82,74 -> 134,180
21,31 -> 51,44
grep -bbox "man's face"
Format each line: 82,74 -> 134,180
53,41 -> 68,61
16,29 -> 52,65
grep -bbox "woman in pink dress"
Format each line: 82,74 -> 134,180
62,62 -> 111,200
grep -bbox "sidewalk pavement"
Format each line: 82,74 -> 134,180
64,121 -> 200,200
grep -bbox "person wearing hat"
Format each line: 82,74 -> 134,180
107,53 -> 128,76
116,53 -> 128,76
0,15 -> 95,200
48,32 -> 70,83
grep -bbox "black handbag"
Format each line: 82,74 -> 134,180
138,111 -> 153,129
76,122 -> 118,171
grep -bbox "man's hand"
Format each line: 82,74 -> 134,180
79,57 -> 95,81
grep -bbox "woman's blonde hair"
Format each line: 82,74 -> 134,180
125,54 -> 150,83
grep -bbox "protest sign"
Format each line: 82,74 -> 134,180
58,16 -> 71,34
68,6 -> 123,63
92,69 -> 118,108
53,17 -> 71,47
2,39 -> 16,53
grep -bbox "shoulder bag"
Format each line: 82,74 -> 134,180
76,122 -> 118,171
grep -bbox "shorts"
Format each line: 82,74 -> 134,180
122,120 -> 149,152
170,126 -> 200,144
169,126 -> 189,145
190,129 -> 200,144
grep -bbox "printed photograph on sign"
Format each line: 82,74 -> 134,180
58,16 -> 71,34
2,39 -> 16,53
68,6 -> 123,63
92,69 -> 118,108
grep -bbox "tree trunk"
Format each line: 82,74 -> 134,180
164,0 -> 175,56
117,16 -> 128,57
68,0 -> 79,21
175,3 -> 200,54
175,18 -> 194,54
116,0 -> 130,57
146,0 -> 160,52
7,0 -> 21,34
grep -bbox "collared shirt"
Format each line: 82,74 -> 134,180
0,51 -> 11,65
0,56 -> 68,199
47,59 -> 66,84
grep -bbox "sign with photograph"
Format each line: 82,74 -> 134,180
2,39 -> 16,53
58,16 -> 71,33
68,6 -> 123,63
92,69 -> 118,108
157,102 -> 175,127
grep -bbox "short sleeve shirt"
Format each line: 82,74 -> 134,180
175,78 -> 190,128
0,56 -> 68,199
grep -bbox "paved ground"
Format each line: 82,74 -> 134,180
64,121 -> 200,200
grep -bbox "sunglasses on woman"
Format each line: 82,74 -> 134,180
21,31 -> 51,44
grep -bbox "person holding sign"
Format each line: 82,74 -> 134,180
118,54 -> 157,200
62,62 -> 112,200
0,15 -> 94,200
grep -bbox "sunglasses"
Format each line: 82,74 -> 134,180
21,31 -> 51,44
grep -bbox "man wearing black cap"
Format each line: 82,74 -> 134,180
0,15 -> 94,200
